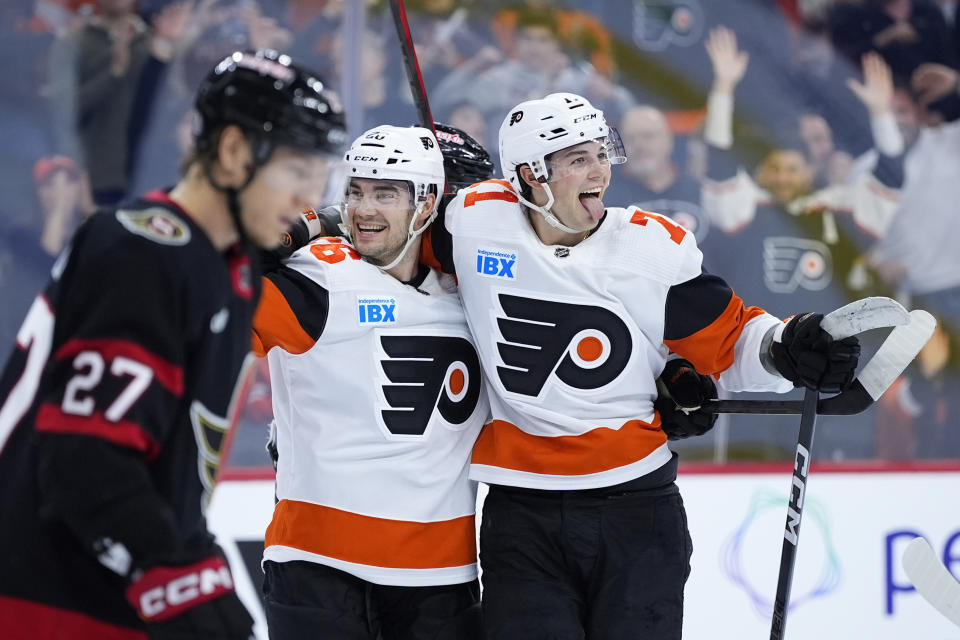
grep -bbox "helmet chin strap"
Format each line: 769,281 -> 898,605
517,183 -> 584,235
373,201 -> 437,273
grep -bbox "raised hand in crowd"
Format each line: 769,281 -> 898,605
705,25 -> 749,95
847,51 -> 894,117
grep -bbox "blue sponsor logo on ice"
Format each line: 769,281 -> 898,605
358,296 -> 397,324
476,248 -> 517,279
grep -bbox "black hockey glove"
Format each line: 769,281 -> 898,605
769,313 -> 860,393
655,359 -> 718,440
126,553 -> 254,640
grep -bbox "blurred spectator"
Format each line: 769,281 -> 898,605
0,155 -> 94,349
701,32 -> 904,313
444,102 -> 488,151
490,1 -> 616,77
866,62 -> 960,333
330,26 -> 415,131
433,11 -> 634,147
828,0 -> 957,78
699,27 -> 907,460
876,320 -> 960,458
0,0 -> 63,227
604,105 -> 712,247
47,0 -> 193,207
798,111 -> 856,187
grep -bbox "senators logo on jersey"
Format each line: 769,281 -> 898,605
495,294 -> 632,397
378,335 -> 482,436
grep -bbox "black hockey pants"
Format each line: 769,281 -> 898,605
479,470 -> 692,639
263,560 -> 481,640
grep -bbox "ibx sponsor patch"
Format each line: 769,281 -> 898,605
358,295 -> 397,324
476,248 -> 517,280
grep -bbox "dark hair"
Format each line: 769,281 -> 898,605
515,10 -> 559,37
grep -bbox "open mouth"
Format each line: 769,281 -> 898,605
355,222 -> 387,238
578,187 -> 604,222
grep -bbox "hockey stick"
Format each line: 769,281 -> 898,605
769,386 -> 817,640
902,536 -> 960,628
387,0 -> 436,134
703,298 -> 936,415
766,298 -> 933,639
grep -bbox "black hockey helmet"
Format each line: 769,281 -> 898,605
194,49 -> 348,164
433,122 -> 495,193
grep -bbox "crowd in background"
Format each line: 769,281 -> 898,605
1,0 -> 958,466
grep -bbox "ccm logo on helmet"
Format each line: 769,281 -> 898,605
509,110 -> 524,126
378,335 -> 482,436
353,155 -> 379,162
495,294 -> 632,397
573,113 -> 598,123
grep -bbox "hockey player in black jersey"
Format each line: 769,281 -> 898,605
0,50 -> 346,640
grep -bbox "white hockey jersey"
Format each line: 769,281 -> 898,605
252,237 -> 488,586
435,180 -> 791,490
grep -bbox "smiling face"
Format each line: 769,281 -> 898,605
525,140 -> 612,233
345,177 -> 424,265
755,149 -> 813,205
239,147 -> 331,249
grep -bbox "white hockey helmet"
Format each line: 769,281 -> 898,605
498,92 -> 626,191
344,125 -> 445,203
341,125 -> 445,270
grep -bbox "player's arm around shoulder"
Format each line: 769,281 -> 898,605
252,237 -> 352,357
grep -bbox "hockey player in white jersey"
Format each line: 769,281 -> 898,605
420,93 -> 861,639
252,125 -> 488,639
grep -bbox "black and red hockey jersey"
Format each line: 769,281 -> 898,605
0,191 -> 260,638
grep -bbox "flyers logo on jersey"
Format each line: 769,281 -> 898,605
378,336 -> 482,436
495,294 -> 632,397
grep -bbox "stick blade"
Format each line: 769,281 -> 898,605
858,310 -> 936,401
902,536 -> 960,628
820,296 -> 910,340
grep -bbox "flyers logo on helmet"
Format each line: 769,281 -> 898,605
377,335 -> 482,436
494,294 -> 632,397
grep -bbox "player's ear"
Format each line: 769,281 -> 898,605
518,165 -> 543,192
414,192 -> 438,231
214,125 -> 254,188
